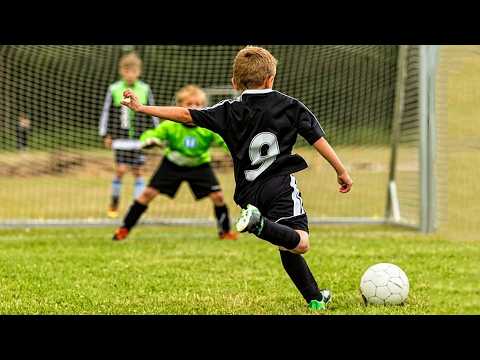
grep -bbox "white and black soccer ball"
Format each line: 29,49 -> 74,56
360,263 -> 409,305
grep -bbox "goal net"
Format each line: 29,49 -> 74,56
433,45 -> 480,241
0,45 -> 435,229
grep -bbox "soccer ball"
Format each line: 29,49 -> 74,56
359,263 -> 409,305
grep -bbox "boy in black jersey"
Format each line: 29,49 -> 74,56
121,46 -> 353,311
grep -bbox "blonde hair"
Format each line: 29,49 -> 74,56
175,85 -> 208,106
118,52 -> 142,70
232,46 -> 277,91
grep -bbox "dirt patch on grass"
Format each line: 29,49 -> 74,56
0,149 -> 233,178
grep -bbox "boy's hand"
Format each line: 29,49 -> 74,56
312,138 -> 353,194
121,90 -> 143,112
337,171 -> 353,193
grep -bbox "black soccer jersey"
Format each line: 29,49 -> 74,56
189,89 -> 325,206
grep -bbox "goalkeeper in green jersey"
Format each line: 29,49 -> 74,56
113,85 -> 238,241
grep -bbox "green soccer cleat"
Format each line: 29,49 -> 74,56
308,289 -> 332,311
235,204 -> 264,235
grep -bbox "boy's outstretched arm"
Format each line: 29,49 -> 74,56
122,90 -> 194,125
312,137 -> 353,193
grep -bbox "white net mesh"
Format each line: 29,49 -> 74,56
434,45 -> 480,240
0,45 -> 408,226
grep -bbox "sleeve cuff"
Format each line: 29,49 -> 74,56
305,127 -> 325,145
188,109 -> 201,125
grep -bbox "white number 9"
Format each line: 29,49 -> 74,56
244,132 -> 280,182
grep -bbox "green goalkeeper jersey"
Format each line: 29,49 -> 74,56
140,120 -> 229,167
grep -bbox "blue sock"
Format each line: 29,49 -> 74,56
112,178 -> 122,198
111,178 -> 122,207
134,177 -> 145,199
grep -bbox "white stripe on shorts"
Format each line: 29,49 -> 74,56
112,139 -> 142,150
290,175 -> 305,217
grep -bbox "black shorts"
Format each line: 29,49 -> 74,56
114,149 -> 145,166
149,158 -> 221,200
240,174 -> 309,233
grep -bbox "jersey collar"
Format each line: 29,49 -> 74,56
241,89 -> 273,95
122,79 -> 139,88
240,88 -> 273,101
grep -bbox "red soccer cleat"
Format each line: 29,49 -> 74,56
112,227 -> 129,241
219,231 -> 239,241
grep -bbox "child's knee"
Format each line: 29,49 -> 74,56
138,187 -> 158,204
132,166 -> 143,177
293,231 -> 310,254
116,165 -> 127,177
210,191 -> 225,206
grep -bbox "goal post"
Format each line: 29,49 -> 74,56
0,45 -> 440,231
423,45 -> 441,233
385,45 -> 408,225
385,45 -> 441,233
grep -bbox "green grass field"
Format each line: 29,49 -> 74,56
0,225 -> 478,314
